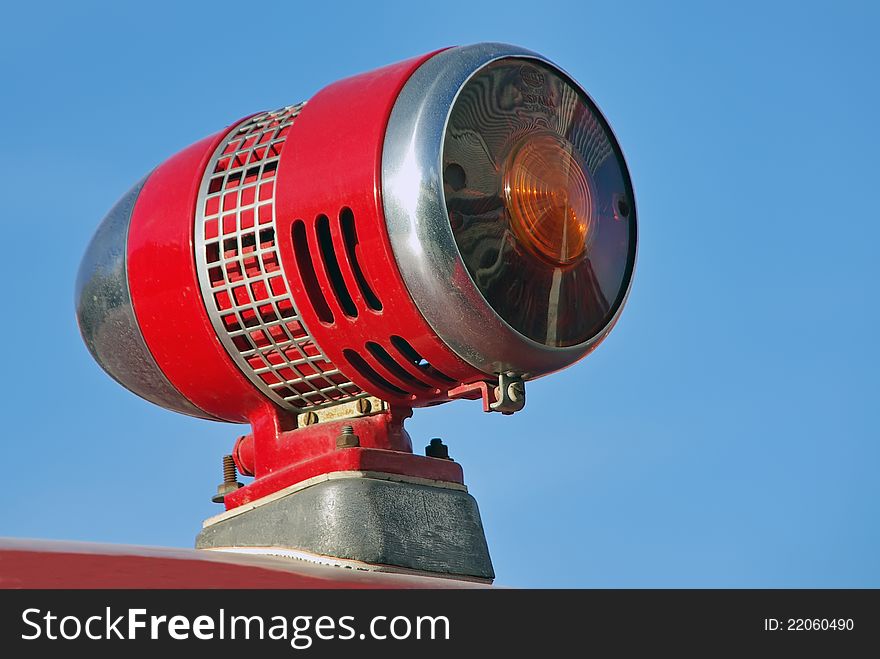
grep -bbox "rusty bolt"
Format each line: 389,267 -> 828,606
336,425 -> 360,449
211,455 -> 243,504
357,398 -> 373,415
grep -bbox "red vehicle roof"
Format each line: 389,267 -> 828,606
0,539 -> 488,589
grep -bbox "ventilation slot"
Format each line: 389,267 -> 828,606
390,336 -> 457,384
366,341 -> 432,391
340,207 -> 382,311
292,220 -> 334,324
316,214 -> 357,317
343,349 -> 407,396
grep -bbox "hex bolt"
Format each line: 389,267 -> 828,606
357,398 -> 373,415
336,425 -> 360,449
425,437 -> 451,460
211,455 -> 243,504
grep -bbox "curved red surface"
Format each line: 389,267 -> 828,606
273,49 -> 485,408
0,540 -> 485,589
127,129 -> 268,423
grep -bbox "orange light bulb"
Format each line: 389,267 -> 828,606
503,132 -> 594,266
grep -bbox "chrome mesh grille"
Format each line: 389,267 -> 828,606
194,104 -> 365,410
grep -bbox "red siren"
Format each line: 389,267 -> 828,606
75,43 -> 637,582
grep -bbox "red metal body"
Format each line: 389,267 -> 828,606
127,49 -> 485,425
273,51 -> 483,410
128,129 -> 266,423
122,49 -> 491,509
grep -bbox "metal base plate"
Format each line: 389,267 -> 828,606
195,474 -> 494,581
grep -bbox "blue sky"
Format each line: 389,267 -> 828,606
1,1 -> 877,586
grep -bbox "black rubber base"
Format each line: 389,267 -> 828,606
195,475 -> 494,581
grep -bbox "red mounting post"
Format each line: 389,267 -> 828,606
225,404 -> 464,510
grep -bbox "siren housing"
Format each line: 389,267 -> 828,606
75,42 -> 637,581
76,43 -> 636,425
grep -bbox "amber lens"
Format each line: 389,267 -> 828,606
443,58 -> 636,348
504,132 -> 594,265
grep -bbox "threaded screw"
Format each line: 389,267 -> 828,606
222,455 -> 237,484
212,454 -> 243,504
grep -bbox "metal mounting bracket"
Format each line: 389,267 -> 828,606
447,372 -> 526,415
